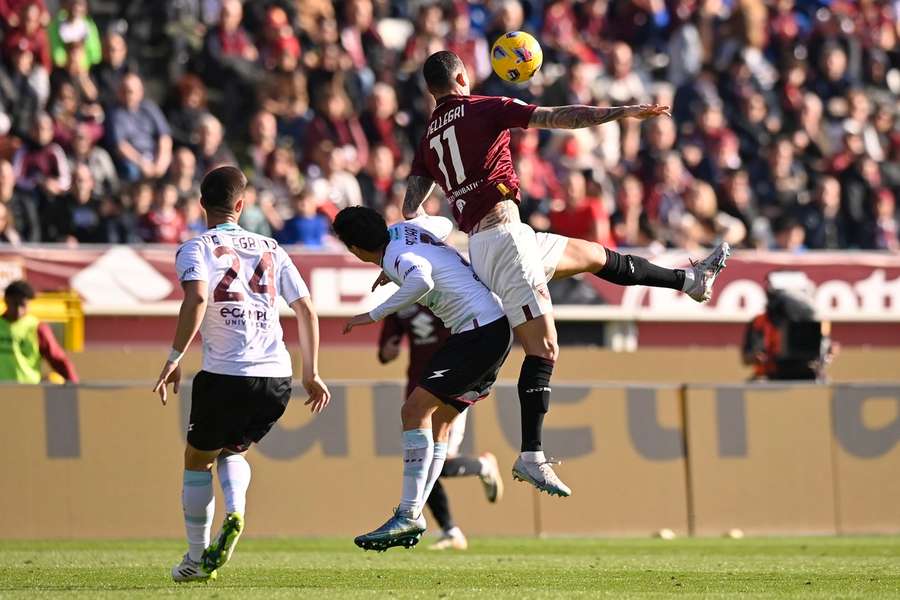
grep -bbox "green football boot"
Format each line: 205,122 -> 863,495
202,512 -> 244,571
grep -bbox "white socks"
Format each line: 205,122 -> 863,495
399,429 -> 433,517
520,450 -> 546,463
182,470 -> 214,562
422,441 -> 448,507
217,454 -> 252,515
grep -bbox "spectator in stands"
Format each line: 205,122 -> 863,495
44,163 -> 104,244
261,145 -> 304,218
0,41 -> 46,138
306,140 -> 362,216
598,42 -> 649,106
3,2 -> 51,72
12,113 -> 71,210
202,0 -> 260,128
340,0 -> 384,93
258,48 -> 312,149
0,158 -> 38,242
48,0 -> 101,69
181,192 -> 205,237
193,113 -> 237,177
258,6 -> 301,71
0,0 -> 50,32
771,215 -> 806,252
48,79 -> 101,151
0,280 -> 79,384
166,147 -> 198,203
238,183 -> 275,237
276,188 -> 330,247
752,136 -> 807,218
446,2 -> 491,84
139,182 -> 186,243
304,85 -> 368,174
357,144 -> 396,213
549,169 -> 615,247
866,188 -> 899,251
165,74 -> 208,150
611,174 -> 657,249
676,180 -> 747,251
360,82 -> 408,166
798,176 -> 848,250
241,110 -> 278,179
69,122 -> 118,197
90,29 -> 134,109
109,73 -> 172,182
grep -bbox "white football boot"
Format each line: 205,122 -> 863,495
685,241 -> 731,303
512,456 -> 571,497
171,553 -> 216,583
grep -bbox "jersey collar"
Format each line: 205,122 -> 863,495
435,93 -> 464,106
210,223 -> 242,232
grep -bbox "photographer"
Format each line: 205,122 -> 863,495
742,271 -> 837,381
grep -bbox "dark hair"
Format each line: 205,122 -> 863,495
200,165 -> 247,213
4,280 -> 35,301
333,206 -> 390,252
423,51 -> 464,92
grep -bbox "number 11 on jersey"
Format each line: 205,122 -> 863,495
429,125 -> 467,188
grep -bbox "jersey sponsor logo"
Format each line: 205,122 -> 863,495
428,369 -> 450,379
410,311 -> 436,341
403,265 -> 418,278
455,199 -> 466,214
447,179 -> 482,202
182,266 -> 198,276
218,305 -> 272,329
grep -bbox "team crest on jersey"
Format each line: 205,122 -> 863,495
506,69 -> 520,81
513,47 -> 533,63
492,46 -> 508,60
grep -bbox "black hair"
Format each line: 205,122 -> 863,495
200,165 -> 247,213
4,280 -> 35,301
423,51 -> 464,92
333,206 -> 390,252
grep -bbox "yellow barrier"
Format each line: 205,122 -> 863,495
1,381 -> 899,539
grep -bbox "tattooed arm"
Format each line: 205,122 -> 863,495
528,103 -> 671,129
401,175 -> 437,219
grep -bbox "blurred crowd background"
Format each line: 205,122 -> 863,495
0,0 -> 898,251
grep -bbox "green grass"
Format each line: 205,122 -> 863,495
1,537 -> 899,599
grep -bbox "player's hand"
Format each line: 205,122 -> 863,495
380,335 -> 402,362
152,361 -> 182,406
371,271 -> 391,292
302,374 -> 331,414
343,313 -> 375,334
627,104 -> 671,120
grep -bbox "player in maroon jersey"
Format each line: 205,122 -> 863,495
399,51 -> 730,497
378,305 -> 503,550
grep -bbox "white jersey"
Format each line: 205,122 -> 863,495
175,223 -> 309,377
369,216 -> 504,334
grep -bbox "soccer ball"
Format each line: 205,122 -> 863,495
490,31 -> 543,83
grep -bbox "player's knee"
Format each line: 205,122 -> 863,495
183,445 -> 215,471
401,388 -> 433,428
539,337 -> 559,361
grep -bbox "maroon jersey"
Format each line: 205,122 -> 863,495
410,94 -> 537,233
378,304 -> 451,396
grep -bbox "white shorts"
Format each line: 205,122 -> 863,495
468,222 -> 569,328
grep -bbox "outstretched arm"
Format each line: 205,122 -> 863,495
528,103 -> 670,129
402,175 -> 437,219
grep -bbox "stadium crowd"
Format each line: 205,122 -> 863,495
0,0 -> 897,251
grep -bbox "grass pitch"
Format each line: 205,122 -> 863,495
1,536 -> 899,599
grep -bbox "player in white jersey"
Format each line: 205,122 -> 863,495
152,166 -> 330,582
334,206 -> 512,551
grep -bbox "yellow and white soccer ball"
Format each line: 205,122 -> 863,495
490,31 -> 543,83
